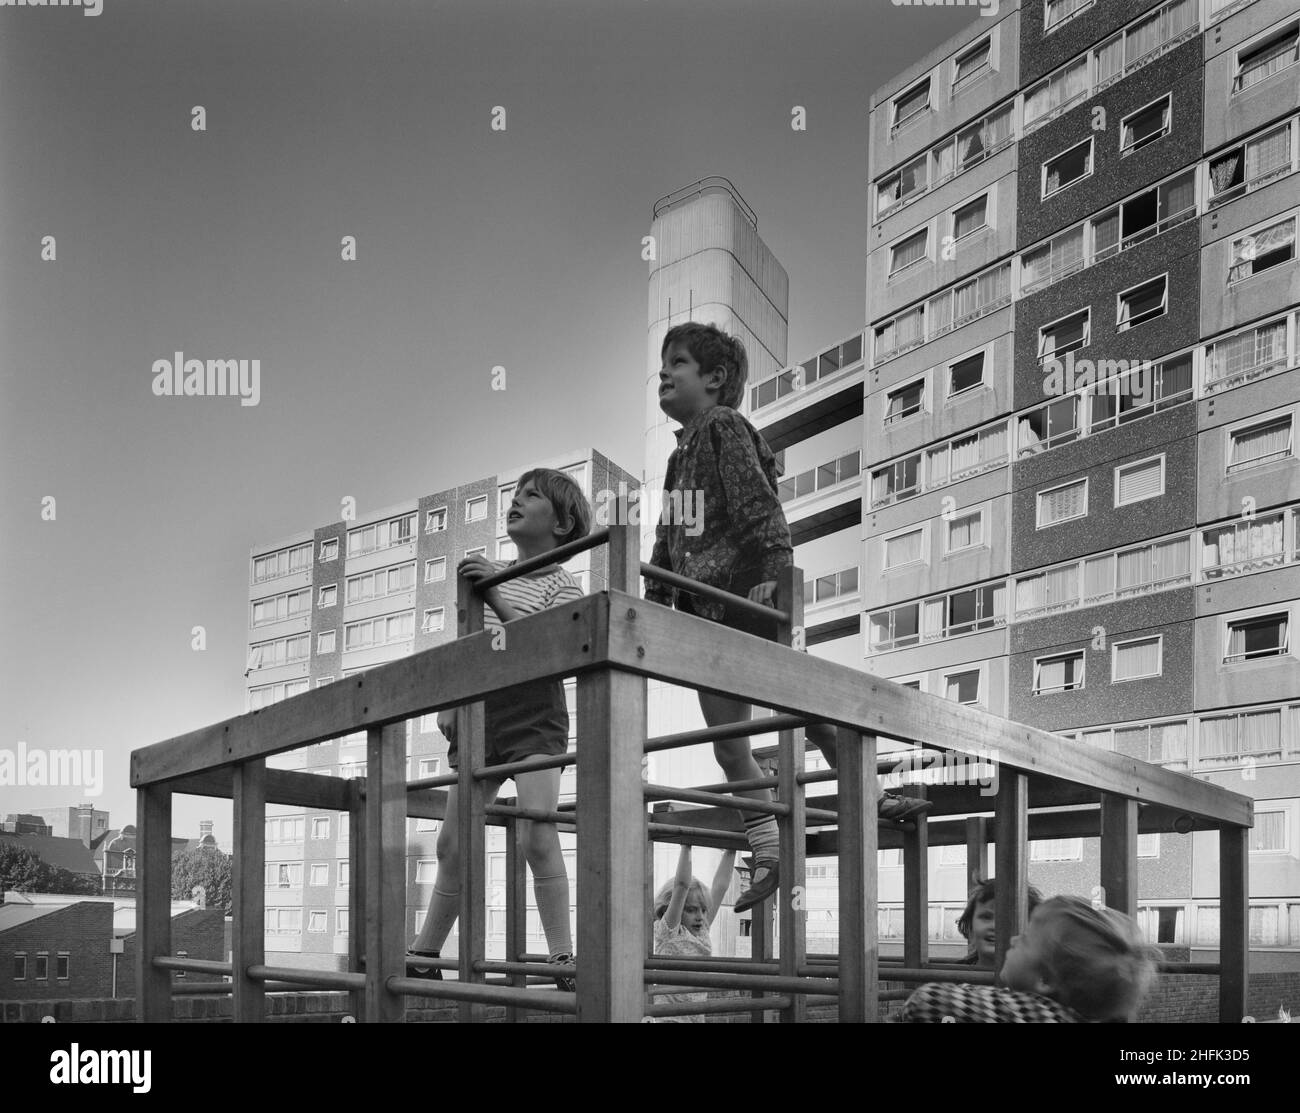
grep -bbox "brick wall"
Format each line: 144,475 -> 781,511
1,904 -> 113,1001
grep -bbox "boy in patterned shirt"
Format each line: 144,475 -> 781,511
900,895 -> 1158,1022
648,322 -> 930,914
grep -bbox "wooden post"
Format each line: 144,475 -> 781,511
775,565 -> 807,1023
456,572 -> 488,1022
606,512 -> 640,594
348,783 -> 365,1021
1219,824 -> 1249,1022
964,816 -> 989,887
232,760 -> 266,1022
994,772 -> 1029,973
837,729 -> 879,1023
902,786 -> 929,970
364,722 -> 407,1022
1100,794 -> 1138,917
576,667 -> 646,1022
505,817 -> 526,1023
134,785 -> 172,1022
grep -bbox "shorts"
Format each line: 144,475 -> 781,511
674,569 -> 778,640
445,679 -> 569,772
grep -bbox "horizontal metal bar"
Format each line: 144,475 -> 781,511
152,956 -> 234,976
1160,962 -> 1221,974
485,803 -> 576,826
387,977 -> 577,1013
406,773 -> 459,791
471,750 -> 577,781
873,967 -> 996,985
797,768 -> 839,785
645,995 -> 793,1017
689,775 -> 780,794
640,565 -> 790,626
644,783 -> 789,816
246,965 -> 366,990
645,956 -> 779,975
646,822 -> 749,850
475,959 -> 575,978
645,970 -> 838,994
478,530 -> 611,589
644,714 -> 813,755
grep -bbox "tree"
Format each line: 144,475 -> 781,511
171,846 -> 233,912
0,843 -> 102,895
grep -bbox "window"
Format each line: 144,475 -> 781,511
1233,24 -> 1299,93
497,539 -> 517,561
889,229 -> 929,276
425,557 -> 447,583
953,38 -> 991,91
946,510 -> 984,554
316,675 -> 334,687
946,583 -> 1004,635
777,451 -> 859,504
884,528 -> 926,570
1021,226 -> 1086,292
1031,838 -> 1083,861
1039,310 -> 1089,362
1138,834 -> 1160,858
1208,124 -> 1294,207
1024,56 -> 1088,129
1229,218 -> 1296,283
928,423 -> 1008,486
422,608 -> 446,634
311,817 -> 330,839
465,547 -> 486,559
251,589 -> 311,627
309,862 -> 329,886
870,454 -> 920,507
1228,416 -> 1293,472
1200,707 -> 1285,765
338,860 -> 350,886
1202,513 -> 1286,578
869,603 -> 920,650
1045,0 -> 1093,33
1043,139 -> 1093,198
1251,811 -> 1288,852
317,630 -> 336,655
419,758 -> 441,778
1224,613 -> 1289,663
253,542 -> 313,583
1037,478 -> 1088,528
35,953 -> 48,980
1120,96 -> 1170,154
893,77 -> 931,129
1205,316 -> 1289,391
878,154 -> 928,217
1034,651 -> 1085,694
266,909 -> 303,936
320,538 -> 338,562
415,859 -> 438,884
337,908 -> 349,934
267,862 -> 304,889
948,353 -> 985,397
952,195 -> 988,240
344,610 -> 415,651
307,910 -> 327,933
1116,276 -> 1167,331
465,496 -> 487,523
347,514 -> 415,557
805,566 -> 860,605
884,379 -> 925,424
944,669 -> 981,705
319,584 -> 336,607
1114,456 -> 1164,506
425,507 -> 447,533
13,954 -> 25,980
1112,636 -> 1162,682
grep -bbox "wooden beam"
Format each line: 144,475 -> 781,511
1100,795 -> 1138,918
505,818 -> 527,1024
456,573 -> 487,1024
576,668 -> 646,1022
837,730 -> 879,1024
1219,824 -> 1249,1023
903,786 -> 929,970
994,773 -> 1029,974
965,817 -> 989,888
601,592 -> 1252,826
232,761 -> 266,1022
158,766 -> 353,811
134,785 -> 172,1022
364,722 -> 406,1022
132,596 -> 602,785
776,564 -> 808,1024
347,782 -> 365,1021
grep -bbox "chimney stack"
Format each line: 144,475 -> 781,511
200,820 -> 214,840
77,805 -> 95,848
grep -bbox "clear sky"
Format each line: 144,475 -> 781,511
0,0 -> 977,844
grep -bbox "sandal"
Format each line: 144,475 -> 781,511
733,857 -> 780,914
878,792 -> 933,822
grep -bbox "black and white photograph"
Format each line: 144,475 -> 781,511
2,0 -> 1298,1078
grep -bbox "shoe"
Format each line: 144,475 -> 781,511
878,793 -> 933,822
550,952 -> 576,992
733,857 -> 779,915
408,949 -> 443,980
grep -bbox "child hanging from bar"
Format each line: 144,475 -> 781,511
408,468 -> 591,991
647,321 -> 930,913
900,895 -> 1158,1022
648,843 -> 737,1023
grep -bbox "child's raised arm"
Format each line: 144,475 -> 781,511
706,850 -> 736,927
662,844 -> 693,931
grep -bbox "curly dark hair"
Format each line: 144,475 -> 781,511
661,322 -> 749,410
956,876 -> 1044,941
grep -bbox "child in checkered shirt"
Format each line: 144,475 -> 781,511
901,896 -> 1158,1023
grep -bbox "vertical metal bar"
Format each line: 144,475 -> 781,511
364,722 -> 407,1022
504,816 -> 526,1023
902,786 -> 929,970
456,573 -> 488,1022
134,784 -> 172,1022
1100,794 -> 1138,917
775,564 -> 806,1023
347,781 -> 365,1021
994,772 -> 1029,973
576,665 -> 647,1022
964,816 -> 989,887
837,729 -> 879,1023
232,760 -> 266,1022
1219,824 -> 1249,1022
